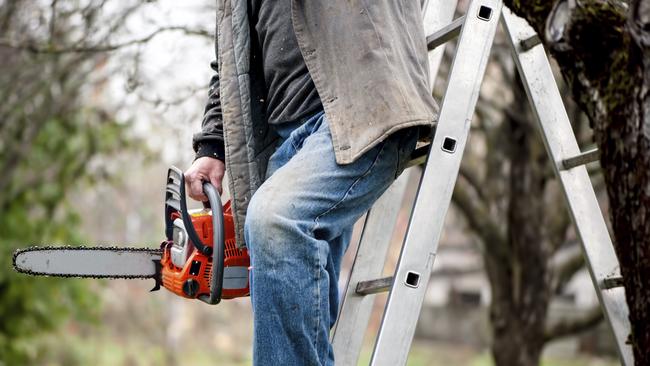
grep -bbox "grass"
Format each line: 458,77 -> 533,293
31,329 -> 619,366
357,341 -> 619,366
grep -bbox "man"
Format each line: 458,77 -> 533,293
185,0 -> 438,364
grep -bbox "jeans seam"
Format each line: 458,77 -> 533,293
314,243 -> 320,359
290,139 -> 300,153
290,127 -> 304,152
310,141 -> 388,236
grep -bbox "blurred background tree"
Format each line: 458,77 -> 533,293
502,1 -> 650,363
453,66 -> 606,366
0,1 -> 138,364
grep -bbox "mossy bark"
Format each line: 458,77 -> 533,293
503,1 -> 650,364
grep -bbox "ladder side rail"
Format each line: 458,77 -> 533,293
332,1 -> 458,363
331,170 -> 412,365
370,1 -> 503,364
500,8 -> 633,366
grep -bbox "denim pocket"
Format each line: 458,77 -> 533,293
394,127 -> 419,178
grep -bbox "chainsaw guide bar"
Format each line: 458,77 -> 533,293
13,246 -> 162,280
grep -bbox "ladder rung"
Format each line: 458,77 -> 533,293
426,16 -> 465,51
520,34 -> 541,51
406,145 -> 430,168
561,148 -> 600,170
355,276 -> 393,295
602,276 -> 624,290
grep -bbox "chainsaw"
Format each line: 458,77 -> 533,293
12,166 -> 250,305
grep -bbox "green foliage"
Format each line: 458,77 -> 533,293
0,111 -> 133,365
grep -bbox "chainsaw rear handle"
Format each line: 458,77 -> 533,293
198,181 -> 224,305
166,167 -> 209,256
164,166 -> 224,304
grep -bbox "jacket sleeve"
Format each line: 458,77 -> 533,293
192,57 -> 226,162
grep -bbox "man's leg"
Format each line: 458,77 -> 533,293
245,112 -> 416,365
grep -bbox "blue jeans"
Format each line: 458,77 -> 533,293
245,110 -> 417,365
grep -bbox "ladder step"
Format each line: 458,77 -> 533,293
561,148 -> 600,170
602,276 -> 624,290
356,276 -> 393,295
520,34 -> 541,51
406,144 -> 430,168
427,16 -> 465,51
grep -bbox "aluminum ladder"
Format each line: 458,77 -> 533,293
330,0 -> 634,365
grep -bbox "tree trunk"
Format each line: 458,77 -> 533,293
503,1 -> 650,363
486,76 -> 552,366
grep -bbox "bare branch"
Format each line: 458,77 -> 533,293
544,305 -> 604,343
136,85 -> 209,110
434,266 -> 483,277
0,26 -> 212,54
452,177 -> 508,257
546,185 -> 573,252
459,164 -> 488,203
551,244 -> 585,291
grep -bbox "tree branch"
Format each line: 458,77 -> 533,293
544,305 -> 604,343
545,184 -> 573,252
0,26 -> 212,54
551,244 -> 585,291
434,266 -> 484,277
459,164 -> 488,203
452,178 -> 508,257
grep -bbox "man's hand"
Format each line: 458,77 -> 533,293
184,157 -> 225,202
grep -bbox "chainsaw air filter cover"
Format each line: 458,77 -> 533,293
170,218 -> 193,268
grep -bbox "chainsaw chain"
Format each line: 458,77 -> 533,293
12,245 -> 163,280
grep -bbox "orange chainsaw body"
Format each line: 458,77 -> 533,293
160,201 -> 250,300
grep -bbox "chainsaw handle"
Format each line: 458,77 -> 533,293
165,167 -> 210,255
198,181 -> 224,305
